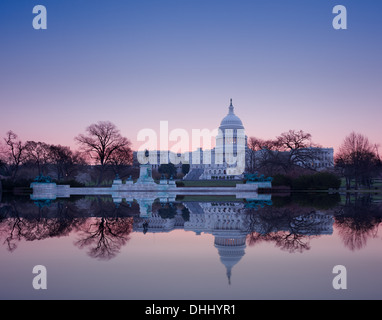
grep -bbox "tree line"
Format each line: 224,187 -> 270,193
1,123 -> 381,190
246,129 -> 323,176
1,194 -> 380,257
0,121 -> 134,187
247,130 -> 381,190
335,132 -> 381,189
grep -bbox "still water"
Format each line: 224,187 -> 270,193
0,192 -> 381,300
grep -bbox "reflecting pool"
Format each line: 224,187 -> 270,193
0,192 -> 381,300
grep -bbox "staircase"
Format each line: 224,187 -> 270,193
183,168 -> 204,180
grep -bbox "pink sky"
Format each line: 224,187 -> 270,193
1,95 -> 380,156
1,1 -> 381,156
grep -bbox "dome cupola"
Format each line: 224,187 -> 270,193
219,99 -> 244,130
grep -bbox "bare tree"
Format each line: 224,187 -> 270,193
24,141 -> 50,176
246,137 -> 264,173
75,121 -> 132,185
246,130 -> 319,176
3,131 -> 26,180
275,129 -> 320,171
108,144 -> 133,177
256,139 -> 288,175
48,145 -> 87,181
335,132 -> 381,189
0,158 -> 6,175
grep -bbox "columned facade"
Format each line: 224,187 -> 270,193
187,99 -> 248,180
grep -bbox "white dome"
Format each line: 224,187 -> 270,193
215,237 -> 246,285
219,99 -> 244,130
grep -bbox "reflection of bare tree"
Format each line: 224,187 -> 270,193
272,231 -> 311,253
0,200 -> 38,251
336,217 -> 378,251
245,206 -> 325,253
75,216 -> 133,260
1,214 -> 24,252
0,199 -> 82,252
247,231 -> 312,254
0,196 -> 136,259
335,196 -> 382,251
74,197 -> 133,260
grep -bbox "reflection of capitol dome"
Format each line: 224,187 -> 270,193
219,99 -> 244,130
214,236 -> 246,285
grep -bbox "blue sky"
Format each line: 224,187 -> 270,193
1,0 -> 381,152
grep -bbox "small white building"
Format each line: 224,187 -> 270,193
295,147 -> 334,171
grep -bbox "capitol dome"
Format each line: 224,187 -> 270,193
219,99 -> 244,130
215,235 -> 246,285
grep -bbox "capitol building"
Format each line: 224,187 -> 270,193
185,99 -> 248,180
137,99 -> 334,179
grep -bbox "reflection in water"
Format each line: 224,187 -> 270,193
75,216 -> 133,260
246,207 -> 334,253
0,193 -> 381,272
72,197 -> 135,260
334,193 -> 382,251
0,198 -> 82,252
0,196 -> 138,258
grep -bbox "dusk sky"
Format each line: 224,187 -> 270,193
1,0 -> 381,154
